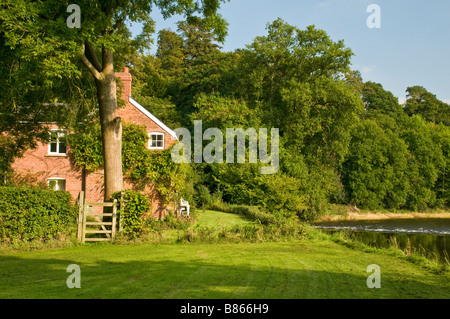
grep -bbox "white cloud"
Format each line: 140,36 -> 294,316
361,65 -> 376,77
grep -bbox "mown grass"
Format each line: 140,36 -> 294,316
0,209 -> 449,299
0,239 -> 449,299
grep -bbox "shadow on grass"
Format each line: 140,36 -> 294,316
0,249 -> 448,299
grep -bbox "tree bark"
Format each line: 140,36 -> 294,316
96,48 -> 123,201
81,43 -> 123,201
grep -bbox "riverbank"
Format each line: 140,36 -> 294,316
319,204 -> 450,222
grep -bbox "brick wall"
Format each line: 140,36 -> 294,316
12,123 -> 83,199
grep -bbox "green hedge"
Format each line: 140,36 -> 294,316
0,187 -> 77,242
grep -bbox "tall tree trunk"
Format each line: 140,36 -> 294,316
81,43 -> 123,201
96,48 -> 123,201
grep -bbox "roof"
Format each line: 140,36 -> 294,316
128,97 -> 178,140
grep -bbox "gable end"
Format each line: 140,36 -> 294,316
128,97 -> 178,140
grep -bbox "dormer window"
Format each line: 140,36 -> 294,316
48,130 -> 67,155
149,132 -> 164,150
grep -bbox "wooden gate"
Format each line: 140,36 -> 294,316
77,192 -> 118,243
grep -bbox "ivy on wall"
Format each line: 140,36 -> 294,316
67,122 -> 193,205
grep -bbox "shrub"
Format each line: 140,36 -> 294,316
0,187 -> 77,242
112,190 -> 151,238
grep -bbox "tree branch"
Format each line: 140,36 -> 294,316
85,41 -> 102,72
112,19 -> 124,32
102,45 -> 114,74
80,44 -> 103,81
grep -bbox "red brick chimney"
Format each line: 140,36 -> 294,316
115,67 -> 132,102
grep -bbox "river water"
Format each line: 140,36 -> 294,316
314,218 -> 450,264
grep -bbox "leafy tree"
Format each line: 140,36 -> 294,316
178,18 -> 225,65
431,123 -> 450,206
2,0 -> 228,200
164,19 -> 365,218
131,54 -> 168,99
362,81 -> 404,119
0,2 -> 97,178
224,19 -> 362,168
342,116 -> 410,209
281,77 -> 363,167
398,115 -> 444,209
235,19 -> 353,108
191,93 -> 260,129
163,18 -> 231,118
404,86 -> 450,125
130,54 -> 183,129
157,29 -> 186,79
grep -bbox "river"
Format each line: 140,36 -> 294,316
314,218 -> 450,264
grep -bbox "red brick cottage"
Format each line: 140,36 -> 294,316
12,67 -> 179,218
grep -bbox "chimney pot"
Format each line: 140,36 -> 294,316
123,67 -> 129,73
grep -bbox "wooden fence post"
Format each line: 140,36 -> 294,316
77,191 -> 84,241
111,199 -> 117,239
119,193 -> 124,233
82,193 -> 88,243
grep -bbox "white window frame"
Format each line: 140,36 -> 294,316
48,129 -> 67,155
47,178 -> 66,191
148,132 -> 165,150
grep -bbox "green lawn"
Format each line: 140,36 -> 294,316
0,210 -> 449,299
195,210 -> 256,228
1,239 -> 449,299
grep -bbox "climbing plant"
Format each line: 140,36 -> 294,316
67,122 -> 193,204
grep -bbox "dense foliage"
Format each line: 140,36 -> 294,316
0,187 -> 77,242
127,18 -> 449,217
3,8 -> 449,228
112,190 -> 151,237
342,83 -> 450,210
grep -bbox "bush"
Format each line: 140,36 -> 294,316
0,187 -> 77,242
112,190 -> 151,238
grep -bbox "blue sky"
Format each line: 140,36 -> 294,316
131,0 -> 450,103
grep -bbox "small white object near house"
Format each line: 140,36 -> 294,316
179,198 -> 190,216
